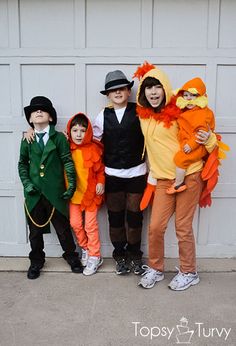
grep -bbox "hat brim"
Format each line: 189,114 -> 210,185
100,81 -> 134,95
24,104 -> 57,128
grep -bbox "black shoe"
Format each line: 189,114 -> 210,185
129,259 -> 145,275
63,254 -> 83,273
115,258 -> 130,275
70,258 -> 83,273
27,265 -> 41,280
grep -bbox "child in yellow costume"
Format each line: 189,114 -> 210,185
167,77 -> 215,194
66,113 -> 105,276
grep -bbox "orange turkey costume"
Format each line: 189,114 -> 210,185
174,78 -> 230,207
174,77 -> 215,169
66,113 -> 105,257
66,113 -> 105,211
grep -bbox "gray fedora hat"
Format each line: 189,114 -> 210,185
100,70 -> 134,95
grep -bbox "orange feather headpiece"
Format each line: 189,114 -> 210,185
133,61 -> 155,80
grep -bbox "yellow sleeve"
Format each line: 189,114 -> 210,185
205,132 -> 217,153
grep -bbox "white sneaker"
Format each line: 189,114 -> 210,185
81,248 -> 88,267
168,267 -> 200,291
83,256 -> 103,276
138,266 -> 164,289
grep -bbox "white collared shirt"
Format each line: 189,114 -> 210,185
35,125 -> 50,146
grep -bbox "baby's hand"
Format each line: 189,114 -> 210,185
23,128 -> 35,143
183,144 -> 192,153
96,183 -> 104,195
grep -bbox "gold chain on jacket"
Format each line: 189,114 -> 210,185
24,202 -> 55,228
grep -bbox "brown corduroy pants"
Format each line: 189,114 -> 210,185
148,172 -> 203,273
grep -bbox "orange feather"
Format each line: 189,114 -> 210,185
140,183 -> 156,211
202,159 -> 219,180
201,147 -> 219,180
207,171 -> 219,192
133,61 -> 155,80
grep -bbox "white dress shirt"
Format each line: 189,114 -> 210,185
35,125 -> 50,146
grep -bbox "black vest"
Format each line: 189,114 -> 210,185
103,103 -> 144,169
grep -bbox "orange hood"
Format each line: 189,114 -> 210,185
178,77 -> 206,96
176,77 -> 208,109
67,113 -> 93,150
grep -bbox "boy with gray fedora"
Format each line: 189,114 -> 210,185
93,70 -> 147,275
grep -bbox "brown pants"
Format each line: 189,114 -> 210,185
105,174 -> 146,260
148,172 -> 203,273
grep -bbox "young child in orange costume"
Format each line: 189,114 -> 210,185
167,77 -> 215,194
66,113 -> 105,275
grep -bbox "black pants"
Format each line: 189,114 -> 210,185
105,174 -> 146,260
27,195 -> 78,267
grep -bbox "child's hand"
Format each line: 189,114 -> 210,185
183,144 -> 192,153
23,128 -> 35,143
25,183 -> 38,195
61,188 -> 74,200
63,129 -> 69,140
96,183 -> 104,195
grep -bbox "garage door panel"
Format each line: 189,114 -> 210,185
0,65 -> 11,116
21,64 -> 76,120
19,0 -> 75,48
0,0 -> 9,48
0,132 -> 15,183
0,196 -> 18,243
215,133 -> 235,185
86,0 -> 141,48
158,64 -> 206,89
200,198 -> 236,245
219,0 -> 236,48
216,65 -> 236,118
153,0 -> 209,48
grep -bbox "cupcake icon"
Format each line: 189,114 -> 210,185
176,317 -> 194,344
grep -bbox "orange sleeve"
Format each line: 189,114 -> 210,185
91,142 -> 105,184
186,135 -> 201,151
95,157 -> 105,184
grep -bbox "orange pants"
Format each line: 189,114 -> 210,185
69,203 -> 101,257
148,172 -> 203,273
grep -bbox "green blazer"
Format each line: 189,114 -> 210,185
18,125 -> 76,224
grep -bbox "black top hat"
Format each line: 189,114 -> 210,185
100,70 -> 134,95
24,96 -> 57,127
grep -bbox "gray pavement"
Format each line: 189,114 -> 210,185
0,258 -> 236,346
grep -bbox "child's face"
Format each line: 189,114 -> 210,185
107,87 -> 131,109
29,109 -> 52,128
183,91 -> 198,109
144,84 -> 165,109
70,124 -> 87,145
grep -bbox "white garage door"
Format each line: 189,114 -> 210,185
0,0 -> 235,258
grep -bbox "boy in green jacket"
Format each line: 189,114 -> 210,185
18,96 -> 83,279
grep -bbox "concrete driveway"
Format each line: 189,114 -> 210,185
0,258 -> 235,346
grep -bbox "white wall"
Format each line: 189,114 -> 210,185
0,0 -> 235,258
